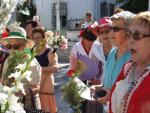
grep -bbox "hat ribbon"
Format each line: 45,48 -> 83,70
9,32 -> 26,38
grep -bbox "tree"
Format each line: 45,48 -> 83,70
116,0 -> 148,13
16,0 -> 36,27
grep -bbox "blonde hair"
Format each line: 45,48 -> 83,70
130,11 -> 150,28
113,8 -> 124,14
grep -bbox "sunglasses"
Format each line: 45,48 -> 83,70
5,44 -> 23,50
127,31 -> 150,41
111,27 -> 126,32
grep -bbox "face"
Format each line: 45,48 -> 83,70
110,19 -> 128,47
32,32 -> 44,46
85,13 -> 92,22
82,38 -> 94,48
128,23 -> 150,64
98,29 -> 111,47
25,24 -> 32,39
5,39 -> 26,52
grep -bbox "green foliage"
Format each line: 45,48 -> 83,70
4,51 -> 27,78
116,0 -> 148,13
3,49 -> 36,86
61,78 -> 85,113
116,0 -> 127,3
16,0 -> 36,27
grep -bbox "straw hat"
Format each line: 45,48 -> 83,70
0,27 -> 34,49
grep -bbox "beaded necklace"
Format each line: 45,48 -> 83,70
121,62 -> 149,113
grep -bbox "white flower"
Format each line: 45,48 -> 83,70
0,93 -> 8,105
7,94 -> 25,112
15,63 -> 26,70
45,30 -> 54,39
9,71 -> 22,81
10,81 -> 24,93
23,70 -> 32,81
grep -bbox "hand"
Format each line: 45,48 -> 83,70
90,85 -> 103,99
97,88 -> 110,104
90,85 -> 96,97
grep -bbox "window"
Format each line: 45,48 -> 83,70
100,2 -> 114,17
51,2 -> 67,29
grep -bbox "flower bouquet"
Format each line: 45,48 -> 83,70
0,0 -> 31,112
0,50 -> 36,113
45,31 -> 68,52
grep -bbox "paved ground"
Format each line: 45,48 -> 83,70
54,61 -> 71,113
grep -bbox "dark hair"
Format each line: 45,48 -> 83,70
83,28 -> 97,41
25,20 -> 38,28
32,27 -> 45,38
86,11 -> 92,16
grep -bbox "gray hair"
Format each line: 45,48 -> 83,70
111,11 -> 136,28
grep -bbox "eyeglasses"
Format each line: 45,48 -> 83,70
127,31 -> 150,41
111,27 -> 126,32
5,44 -> 23,50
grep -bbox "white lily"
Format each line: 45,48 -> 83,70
15,63 -> 26,70
23,70 -> 32,81
8,71 -> 22,81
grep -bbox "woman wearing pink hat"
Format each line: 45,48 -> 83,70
98,17 -> 112,60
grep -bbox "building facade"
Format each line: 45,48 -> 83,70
35,0 -> 116,30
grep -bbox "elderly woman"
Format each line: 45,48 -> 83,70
109,11 -> 150,113
32,27 -> 59,113
102,11 -> 135,90
91,11 -> 135,109
1,27 -> 41,112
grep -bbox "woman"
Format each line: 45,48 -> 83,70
69,27 -> 105,113
32,27 -> 59,113
102,11 -> 135,90
90,12 -> 135,113
110,11 -> 150,113
98,17 -> 112,60
80,11 -> 95,28
25,20 -> 38,39
1,27 -> 41,111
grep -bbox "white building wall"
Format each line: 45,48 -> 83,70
67,0 -> 95,20
36,0 -> 96,30
36,0 -> 52,29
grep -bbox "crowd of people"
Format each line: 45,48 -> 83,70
69,9 -> 150,113
0,7 -> 150,113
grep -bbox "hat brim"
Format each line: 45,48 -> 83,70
0,36 -> 35,49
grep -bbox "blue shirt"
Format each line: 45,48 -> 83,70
103,47 -> 131,89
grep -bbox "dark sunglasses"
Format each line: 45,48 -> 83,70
5,44 -> 23,50
127,31 -> 150,41
111,27 -> 126,32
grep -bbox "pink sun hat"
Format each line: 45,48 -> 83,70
98,17 -> 112,29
